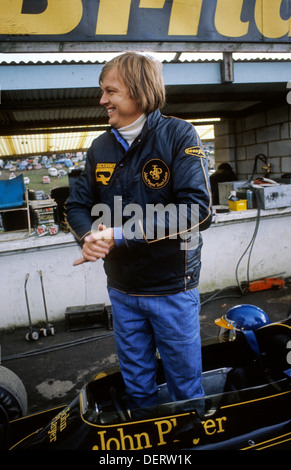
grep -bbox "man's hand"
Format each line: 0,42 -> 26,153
73,224 -> 115,266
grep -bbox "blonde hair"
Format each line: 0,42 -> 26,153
99,52 -> 166,114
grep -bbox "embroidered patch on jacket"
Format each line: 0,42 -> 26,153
185,146 -> 206,158
142,159 -> 170,189
95,163 -> 116,185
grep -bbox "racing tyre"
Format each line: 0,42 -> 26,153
0,366 -> 28,423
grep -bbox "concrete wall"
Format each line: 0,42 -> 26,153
214,104 -> 291,179
1,207 -> 290,330
200,208 -> 291,293
0,233 -> 110,330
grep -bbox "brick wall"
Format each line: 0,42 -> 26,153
214,104 -> 291,180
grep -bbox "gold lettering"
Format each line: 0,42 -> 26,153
134,432 -> 152,450
98,430 -> 107,450
0,0 -> 83,35
216,416 -> 227,433
47,408 -> 70,443
117,427 -> 135,450
59,413 -> 67,432
48,421 -> 57,443
106,437 -> 121,450
96,0 -> 131,35
215,0 -> 249,37
139,0 -> 166,7
96,428 -> 152,450
202,419 -> 217,435
255,0 -> 290,38
140,0 -> 203,36
168,0 -> 203,36
116,427 -> 152,450
155,418 -> 176,446
202,416 -> 227,435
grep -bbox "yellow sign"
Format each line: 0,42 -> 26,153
0,0 -> 83,35
0,0 -> 290,41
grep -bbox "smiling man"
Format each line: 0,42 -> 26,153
65,52 -> 212,413
99,66 -> 143,129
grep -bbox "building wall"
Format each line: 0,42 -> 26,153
214,104 -> 291,180
1,209 -> 291,330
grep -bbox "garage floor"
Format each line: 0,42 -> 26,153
1,282 -> 290,416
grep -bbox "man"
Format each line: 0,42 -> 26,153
65,52 -> 212,412
209,162 -> 238,205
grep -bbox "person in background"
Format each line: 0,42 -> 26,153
65,52 -> 212,413
209,162 -> 238,205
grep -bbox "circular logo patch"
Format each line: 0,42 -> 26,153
142,159 -> 170,189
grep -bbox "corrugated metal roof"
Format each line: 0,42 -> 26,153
1,51 -> 291,65
0,52 -> 289,158
12,106 -> 105,122
0,129 -> 105,158
0,124 -> 214,159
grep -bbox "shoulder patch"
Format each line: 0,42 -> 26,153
185,146 -> 206,158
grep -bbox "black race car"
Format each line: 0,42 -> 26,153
1,312 -> 291,451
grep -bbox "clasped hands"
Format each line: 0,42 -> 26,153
73,224 -> 115,266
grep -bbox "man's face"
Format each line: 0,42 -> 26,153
100,66 -> 142,129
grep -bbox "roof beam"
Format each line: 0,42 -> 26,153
0,90 -> 283,112
0,97 -> 103,112
1,60 -> 290,96
0,112 -> 237,136
0,122 -> 110,136
1,41 -> 291,54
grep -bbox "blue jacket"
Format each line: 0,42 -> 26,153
65,110 -> 212,294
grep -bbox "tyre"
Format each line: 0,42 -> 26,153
0,366 -> 28,423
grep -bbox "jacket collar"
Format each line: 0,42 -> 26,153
144,109 -> 162,131
109,109 -> 162,147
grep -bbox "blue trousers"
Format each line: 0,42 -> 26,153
108,287 -> 204,410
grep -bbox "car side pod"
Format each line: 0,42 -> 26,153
4,316 -> 291,450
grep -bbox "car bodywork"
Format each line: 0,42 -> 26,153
1,316 -> 291,451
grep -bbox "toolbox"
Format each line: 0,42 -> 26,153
255,184 -> 291,209
29,199 -> 58,227
65,303 -> 113,331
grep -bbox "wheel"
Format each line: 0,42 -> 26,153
49,326 -> 55,336
39,328 -> 47,337
0,366 -> 28,423
39,326 -> 55,337
31,331 -> 39,341
25,330 -> 39,341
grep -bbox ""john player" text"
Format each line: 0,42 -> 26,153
92,414 -> 227,450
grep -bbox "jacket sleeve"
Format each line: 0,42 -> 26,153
64,147 -> 98,245
172,122 -> 213,233
124,121 -> 212,248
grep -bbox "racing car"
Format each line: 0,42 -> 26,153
1,304 -> 291,450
